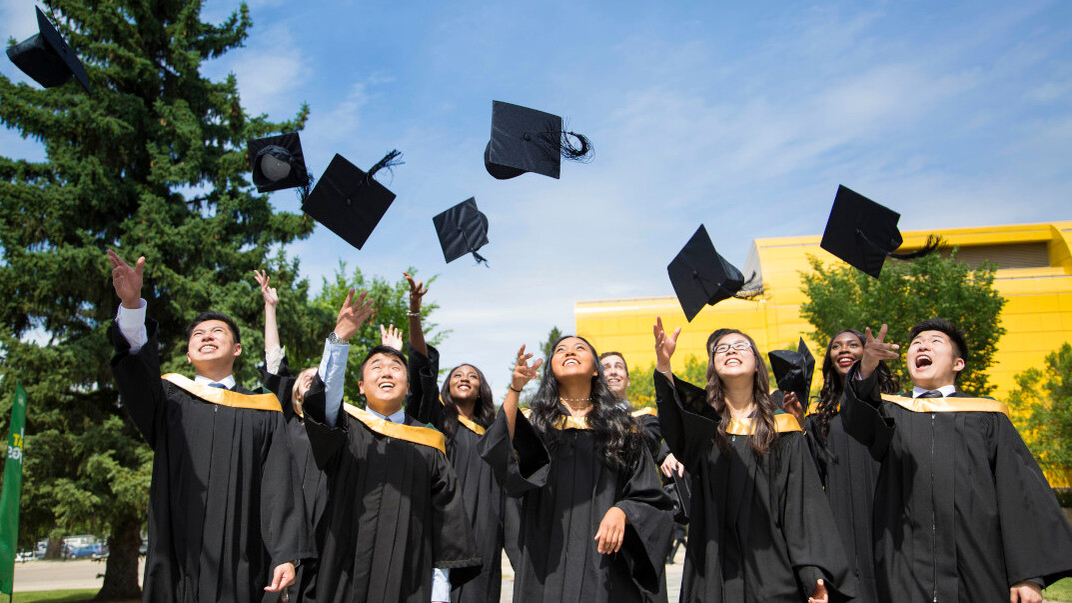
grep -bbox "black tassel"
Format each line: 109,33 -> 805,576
366,149 -> 404,183
472,251 -> 490,267
561,131 -> 593,162
733,272 -> 764,300
888,234 -> 943,259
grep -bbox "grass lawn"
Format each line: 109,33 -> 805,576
3,590 -> 98,602
1047,578 -> 1072,602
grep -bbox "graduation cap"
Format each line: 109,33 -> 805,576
820,185 -> 942,278
6,7 -> 91,93
768,338 -> 816,412
247,133 -> 310,195
432,197 -> 490,265
484,100 -> 593,180
301,150 -> 403,250
668,225 -> 753,322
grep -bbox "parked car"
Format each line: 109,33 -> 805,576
69,543 -> 108,559
15,550 -> 34,563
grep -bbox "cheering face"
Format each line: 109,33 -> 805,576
448,365 -> 481,402
186,320 -> 241,368
829,331 -> 864,377
600,354 -> 630,398
359,353 -> 410,406
551,337 -> 598,381
711,333 -> 756,380
907,330 -> 964,390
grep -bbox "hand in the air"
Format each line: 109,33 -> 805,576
380,324 -> 403,351
254,270 -> 279,307
107,250 -> 145,309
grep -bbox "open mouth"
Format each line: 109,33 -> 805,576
915,355 -> 933,369
377,381 -> 396,391
725,358 -> 742,367
563,358 -> 580,366
198,344 -> 218,353
836,355 -> 855,368
456,383 -> 471,392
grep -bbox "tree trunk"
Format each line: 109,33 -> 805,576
95,511 -> 142,600
44,535 -> 64,560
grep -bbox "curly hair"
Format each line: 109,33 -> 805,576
527,335 -> 642,470
704,330 -> 780,456
813,329 -> 900,440
439,363 -> 495,439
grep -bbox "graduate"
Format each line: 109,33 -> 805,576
107,251 -> 310,602
653,318 -> 855,603
802,329 -> 900,603
396,273 -> 506,603
843,319 -> 1072,603
479,336 -> 675,602
301,289 -> 481,603
254,270 -> 327,602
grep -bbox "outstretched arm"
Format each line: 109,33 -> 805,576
254,270 -> 283,370
404,272 -> 429,358
502,344 -> 543,439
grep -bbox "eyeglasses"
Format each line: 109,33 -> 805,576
712,341 -> 752,355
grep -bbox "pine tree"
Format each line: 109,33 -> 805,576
0,2 -> 316,597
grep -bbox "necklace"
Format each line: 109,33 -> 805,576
559,396 -> 593,412
559,396 -> 592,403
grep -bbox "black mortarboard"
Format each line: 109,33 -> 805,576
667,225 -> 746,322
302,151 -> 402,250
768,338 -> 816,411
484,100 -> 592,180
6,7 -> 91,93
433,197 -> 490,265
247,133 -> 310,194
820,185 -> 941,278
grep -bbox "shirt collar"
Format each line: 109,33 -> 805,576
194,374 -> 236,389
912,384 -> 957,398
366,406 -> 406,424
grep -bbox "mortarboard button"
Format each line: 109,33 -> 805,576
484,100 -> 593,180
820,185 -> 941,278
667,225 -> 746,322
432,197 -> 490,265
6,7 -> 91,93
247,132 -> 310,194
768,338 -> 816,413
302,151 -> 402,250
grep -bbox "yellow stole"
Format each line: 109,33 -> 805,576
880,393 -> 1010,419
723,413 -> 803,436
162,373 -> 281,412
341,405 -> 446,454
437,399 -> 486,435
520,407 -> 591,431
631,407 -> 658,419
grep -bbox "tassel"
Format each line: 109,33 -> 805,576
561,131 -> 593,162
888,234 -> 943,259
366,149 -> 404,183
472,251 -> 490,267
733,272 -> 764,300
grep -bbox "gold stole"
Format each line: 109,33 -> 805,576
723,413 -> 803,435
341,405 -> 447,454
162,373 -> 281,412
879,393 -> 1010,418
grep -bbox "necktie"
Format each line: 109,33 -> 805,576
208,382 -> 227,389
917,390 -> 943,399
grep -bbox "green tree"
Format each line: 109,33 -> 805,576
799,251 -> 1006,397
0,2 -> 317,598
1007,343 -> 1072,483
540,326 -> 564,361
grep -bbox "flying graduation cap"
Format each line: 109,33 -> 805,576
768,338 -> 816,412
820,185 -> 942,278
484,101 -> 593,180
433,197 -> 490,265
247,133 -> 310,196
6,7 -> 91,93
668,225 -> 760,322
301,150 -> 403,250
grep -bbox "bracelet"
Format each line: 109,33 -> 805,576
406,311 -> 420,317
508,385 -> 523,394
657,368 -> 673,376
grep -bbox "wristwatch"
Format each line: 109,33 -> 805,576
327,331 -> 349,345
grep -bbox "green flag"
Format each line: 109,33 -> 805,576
0,384 -> 28,595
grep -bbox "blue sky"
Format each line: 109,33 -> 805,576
3,0 -> 1070,391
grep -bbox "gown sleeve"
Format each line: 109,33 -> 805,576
259,354 -> 298,421
405,344 -> 444,429
477,410 -> 551,496
802,414 -> 829,487
636,413 -> 663,460
109,318 -> 166,448
840,362 -> 895,460
301,373 -> 348,470
779,432 -> 857,600
260,411 -> 314,567
614,446 -> 676,596
991,413 -> 1072,587
654,371 -> 718,474
429,446 -> 483,584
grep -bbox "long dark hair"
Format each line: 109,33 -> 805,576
814,329 -> 900,440
528,335 -> 642,470
704,329 -> 780,456
439,363 -> 495,438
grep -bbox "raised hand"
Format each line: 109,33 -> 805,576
594,506 -> 627,554
782,391 -> 805,428
107,249 -> 145,309
253,270 -> 279,307
511,344 -> 543,391
860,324 -> 900,380
807,578 -> 828,603
380,324 -> 403,351
653,316 -> 681,373
403,272 -> 428,314
333,289 -> 374,341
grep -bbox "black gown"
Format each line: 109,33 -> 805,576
110,320 -> 311,603
479,408 -> 675,603
655,372 -> 856,602
404,346 -> 505,603
803,413 -> 880,603
302,374 -> 481,603
842,364 -> 1072,602
260,357 -> 328,602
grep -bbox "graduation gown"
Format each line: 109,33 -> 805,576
803,413 -> 881,603
109,320 -> 311,603
655,372 -> 856,602
479,407 -> 675,603
404,346 -> 505,603
302,376 -> 481,603
842,365 -> 1072,602
260,357 -> 327,602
